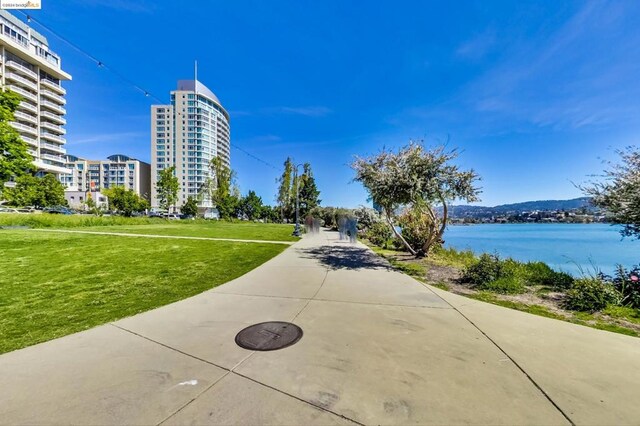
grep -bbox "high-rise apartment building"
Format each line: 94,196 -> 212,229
60,154 -> 151,200
150,80 -> 230,210
0,10 -> 71,175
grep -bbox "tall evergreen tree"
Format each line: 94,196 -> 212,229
0,90 -> 33,187
299,162 -> 321,218
276,157 -> 294,222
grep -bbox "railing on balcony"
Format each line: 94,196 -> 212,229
40,78 -> 66,95
41,111 -> 66,124
40,89 -> 67,105
40,100 -> 66,115
21,136 -> 38,147
14,111 -> 38,124
40,131 -> 65,144
41,121 -> 66,134
41,142 -> 65,154
19,101 -> 38,113
41,153 -> 64,163
7,84 -> 37,102
5,60 -> 38,80
9,121 -> 38,136
5,72 -> 37,89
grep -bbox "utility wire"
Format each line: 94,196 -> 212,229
16,11 -> 280,171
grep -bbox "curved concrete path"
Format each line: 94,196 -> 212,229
2,229 -> 640,425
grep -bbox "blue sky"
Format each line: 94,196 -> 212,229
22,0 -> 640,207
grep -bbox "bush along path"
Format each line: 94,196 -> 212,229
366,242 -> 640,337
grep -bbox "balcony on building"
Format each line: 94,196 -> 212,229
40,88 -> 66,105
40,99 -> 66,115
41,111 -> 66,124
41,121 -> 66,134
5,59 -> 37,80
40,130 -> 65,144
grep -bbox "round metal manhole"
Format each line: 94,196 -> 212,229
235,321 -> 303,351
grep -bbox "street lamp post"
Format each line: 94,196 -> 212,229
292,163 -> 304,237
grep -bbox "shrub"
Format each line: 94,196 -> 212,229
522,262 -> 574,290
365,222 -> 393,247
564,277 -> 621,312
462,253 -> 503,286
604,265 -> 640,309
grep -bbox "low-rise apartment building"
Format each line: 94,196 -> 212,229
60,154 -> 151,200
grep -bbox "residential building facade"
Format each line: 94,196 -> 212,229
60,154 -> 151,200
150,80 -> 230,210
0,10 -> 71,175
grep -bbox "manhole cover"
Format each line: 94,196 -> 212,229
235,321 -> 303,351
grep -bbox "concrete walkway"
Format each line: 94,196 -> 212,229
2,229 -> 640,425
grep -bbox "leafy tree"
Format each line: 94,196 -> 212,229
4,174 -> 39,206
84,193 -> 103,215
299,162 -> 321,218
39,173 -> 66,207
204,157 -> 240,220
0,90 -> 33,188
583,147 -> 640,239
352,142 -> 481,256
156,166 -> 179,213
5,173 -> 66,207
238,190 -> 264,220
102,186 -> 148,217
181,196 -> 198,217
276,157 -> 294,222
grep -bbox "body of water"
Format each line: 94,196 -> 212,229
443,223 -> 639,276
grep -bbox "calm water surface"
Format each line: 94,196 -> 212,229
443,224 -> 639,275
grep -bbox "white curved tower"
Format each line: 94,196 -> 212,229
151,79 -> 230,210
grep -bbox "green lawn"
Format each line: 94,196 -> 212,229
0,229 -> 287,354
79,222 -> 299,241
0,213 -> 298,241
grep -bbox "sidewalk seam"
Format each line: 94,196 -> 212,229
419,285 -> 576,425
109,323 -> 229,372
232,371 -> 364,426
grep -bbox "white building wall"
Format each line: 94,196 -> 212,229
0,10 -> 71,175
150,80 -> 230,210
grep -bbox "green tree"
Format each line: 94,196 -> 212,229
0,90 -> 33,189
181,196 -> 198,217
39,174 -> 66,207
276,157 -> 294,222
5,173 -> 66,208
583,147 -> 640,239
156,166 -> 179,213
102,186 -> 149,217
299,162 -> 321,218
238,190 -> 264,220
84,193 -> 102,215
204,157 -> 240,220
351,142 -> 481,256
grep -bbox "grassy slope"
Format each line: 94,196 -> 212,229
0,230 -> 287,354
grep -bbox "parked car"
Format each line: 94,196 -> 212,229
43,206 -> 74,215
166,214 -> 180,220
0,207 -> 21,214
179,214 -> 195,220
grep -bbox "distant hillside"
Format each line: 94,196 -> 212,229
443,197 -> 596,219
